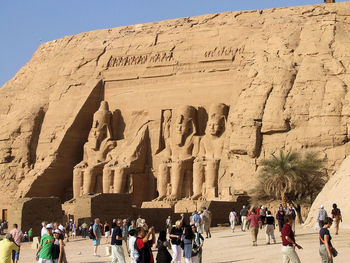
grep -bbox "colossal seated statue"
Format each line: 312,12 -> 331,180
102,125 -> 149,194
156,105 -> 199,201
191,103 -> 229,200
72,101 -> 117,198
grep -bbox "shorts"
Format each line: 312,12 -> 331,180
12,250 -> 20,260
38,259 -> 53,263
105,231 -> 110,238
93,238 -> 100,246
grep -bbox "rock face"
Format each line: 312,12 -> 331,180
1,2 -> 350,211
305,156 -> 350,228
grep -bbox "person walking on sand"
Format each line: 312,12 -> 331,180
240,205 -> 249,232
202,208 -> 212,238
9,223 -> 24,263
247,208 -> 262,246
281,215 -> 302,263
276,206 -> 285,233
319,217 -> 336,263
229,210 -> 237,232
318,205 -> 328,229
265,211 -> 276,245
331,203 -> 342,235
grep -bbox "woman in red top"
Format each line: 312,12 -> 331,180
247,208 -> 262,246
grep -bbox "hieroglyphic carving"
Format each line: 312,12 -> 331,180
204,47 -> 236,58
107,51 -> 174,68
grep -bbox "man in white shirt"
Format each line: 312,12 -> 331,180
40,221 -> 47,237
317,205 -> 328,228
229,210 -> 237,232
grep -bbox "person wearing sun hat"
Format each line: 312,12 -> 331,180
52,229 -> 65,263
36,223 -> 54,263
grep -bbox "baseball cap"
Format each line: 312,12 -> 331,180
46,224 -> 53,229
53,229 -> 61,234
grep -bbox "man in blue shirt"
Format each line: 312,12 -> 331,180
92,218 -> 102,257
192,211 -> 202,233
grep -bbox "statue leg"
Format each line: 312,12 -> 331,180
113,166 -> 127,193
156,163 -> 169,201
73,168 -> 83,198
169,162 -> 184,200
191,162 -> 204,200
102,166 -> 113,193
83,167 -> 96,195
205,161 -> 219,199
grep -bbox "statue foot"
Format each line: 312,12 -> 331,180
190,194 -> 202,200
165,195 -> 178,201
154,195 -> 166,201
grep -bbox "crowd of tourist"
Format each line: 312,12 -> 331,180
228,202 -> 341,263
0,202 -> 342,263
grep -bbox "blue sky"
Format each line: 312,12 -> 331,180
0,0 -> 337,86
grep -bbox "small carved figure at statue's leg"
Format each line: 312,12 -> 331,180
83,168 -> 96,195
102,166 -> 113,193
205,161 -> 219,198
167,162 -> 184,201
73,168 -> 83,198
113,166 -> 127,193
154,163 -> 168,201
191,162 -> 204,200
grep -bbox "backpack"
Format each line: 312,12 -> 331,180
88,225 -> 95,240
291,209 -> 296,219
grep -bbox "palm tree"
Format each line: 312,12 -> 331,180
259,150 -> 300,208
294,152 -> 326,204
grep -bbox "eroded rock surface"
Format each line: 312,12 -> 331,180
1,2 -> 350,210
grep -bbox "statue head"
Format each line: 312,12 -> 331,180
173,105 -> 197,146
88,101 -> 112,150
99,101 -> 110,111
207,103 -> 228,137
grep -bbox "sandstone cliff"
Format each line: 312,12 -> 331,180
305,156 -> 350,228
1,2 -> 350,209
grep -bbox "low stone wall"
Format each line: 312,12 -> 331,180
8,197 -> 63,236
73,193 -> 133,225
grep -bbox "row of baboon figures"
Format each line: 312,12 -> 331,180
73,101 -> 229,201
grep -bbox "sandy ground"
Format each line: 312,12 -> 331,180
18,225 -> 349,263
